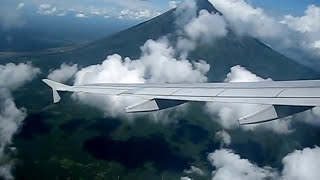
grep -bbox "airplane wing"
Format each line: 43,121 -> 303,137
42,79 -> 320,125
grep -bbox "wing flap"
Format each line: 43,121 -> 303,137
239,105 -> 314,125
125,99 -> 187,113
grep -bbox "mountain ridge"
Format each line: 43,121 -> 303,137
29,0 -> 319,81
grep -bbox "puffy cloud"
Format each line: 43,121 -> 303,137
209,0 -> 320,67
208,149 -> 279,180
281,5 -> 320,57
16,3 -> 24,10
169,1 -> 180,9
282,147 -> 320,180
184,166 -> 205,176
175,1 -> 228,57
224,65 -> 270,82
0,63 -> 40,180
281,5 -> 320,33
75,13 -> 88,18
174,0 -> 197,27
180,177 -> 192,180
296,107 -> 320,126
36,3 -> 67,16
0,63 -> 41,90
0,95 -> 27,156
208,147 -> 320,180
215,130 -> 231,147
47,63 -> 78,83
184,10 -> 227,43
73,37 -> 209,118
0,163 -> 14,180
118,9 -> 161,20
205,65 -> 292,134
209,0 -> 283,39
39,4 -> 51,10
37,4 -> 57,15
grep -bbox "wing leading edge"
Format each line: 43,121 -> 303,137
42,79 -> 320,125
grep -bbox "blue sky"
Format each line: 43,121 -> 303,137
249,0 -> 320,15
1,0 -> 320,33
3,0 -> 320,22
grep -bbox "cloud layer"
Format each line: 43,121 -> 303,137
208,147 -> 320,180
0,63 -> 40,180
72,38 -> 209,118
209,149 -> 279,180
175,1 -> 228,56
209,0 -> 320,67
47,63 -> 78,83
282,147 -> 320,180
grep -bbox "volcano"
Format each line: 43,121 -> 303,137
33,0 -> 319,81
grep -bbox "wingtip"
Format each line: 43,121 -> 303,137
42,79 -> 69,104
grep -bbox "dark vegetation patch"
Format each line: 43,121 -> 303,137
83,135 -> 193,171
59,118 -> 86,134
86,117 -> 122,134
171,123 -> 209,144
16,112 -> 52,139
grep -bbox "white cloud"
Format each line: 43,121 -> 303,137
312,40 -> 320,50
16,3 -> 24,10
0,63 -> 40,180
215,130 -> 231,147
169,1 -> 180,9
209,0 -> 283,39
281,5 -> 320,57
224,65 -> 270,82
175,1 -> 228,57
181,177 -> 192,180
205,65 -> 292,134
184,10 -> 228,43
184,166 -> 205,176
281,5 -> 320,33
0,62 -> 41,90
72,37 -> 209,118
36,3 -> 68,16
209,0 -> 320,67
0,96 -> 27,157
90,11 -> 101,15
208,149 -> 279,180
0,163 -> 14,180
39,4 -> 51,9
75,13 -> 88,18
118,9 -> 160,20
37,4 -> 57,15
48,63 -> 78,83
282,147 -> 320,180
174,0 -> 197,27
295,107 -> 320,126
208,147 -> 320,180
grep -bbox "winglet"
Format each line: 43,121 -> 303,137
52,89 -> 61,103
42,79 -> 71,103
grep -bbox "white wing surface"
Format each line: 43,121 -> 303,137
42,79 -> 320,125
